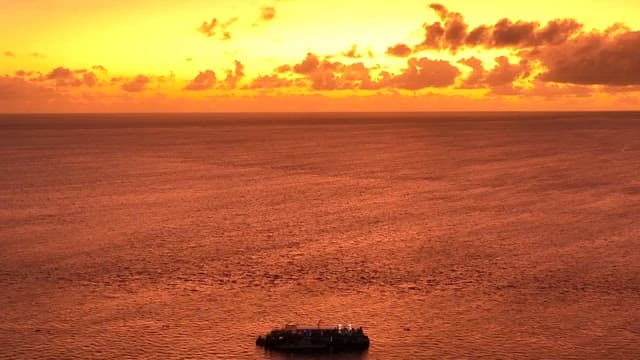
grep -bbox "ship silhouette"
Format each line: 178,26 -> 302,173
256,323 -> 370,352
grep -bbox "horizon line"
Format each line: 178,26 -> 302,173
2,110 -> 640,116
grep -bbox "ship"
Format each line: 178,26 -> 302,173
256,323 -> 370,352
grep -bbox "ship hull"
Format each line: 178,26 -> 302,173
256,329 -> 370,353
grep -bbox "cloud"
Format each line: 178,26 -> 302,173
488,19 -> 538,48
338,62 -> 388,90
121,75 -> 151,92
198,17 -> 238,40
224,60 -> 245,89
436,6 -> 467,50
485,56 -> 530,87
429,3 -> 449,20
418,4 -> 583,51
261,7 -> 276,21
46,67 -> 78,86
275,64 -> 291,73
408,3 -> 640,87
15,70 -> 34,77
385,43 -> 412,57
290,53 -> 343,90
92,65 -> 107,73
185,70 -> 216,91
275,53 -> 460,91
421,22 -> 445,49
184,61 -> 244,91
0,75 -> 71,112
522,80 -> 593,98
246,74 -> 294,89
417,4 -> 469,51
253,6 -> 276,26
82,72 -> 98,87
391,57 -> 460,89
0,75 -> 59,100
31,52 -> 46,58
342,45 -> 366,58
40,67 -> 98,87
4,51 -> 15,57
535,30 -> 640,86
465,25 -> 489,47
220,18 -> 238,40
279,53 -> 382,90
458,57 -> 485,89
458,56 -> 531,93
293,53 -> 321,75
198,18 -> 218,37
156,72 -> 176,84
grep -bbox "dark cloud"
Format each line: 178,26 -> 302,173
419,4 -> 583,51
535,30 -> 640,86
4,51 -> 15,57
490,19 -> 537,47
121,75 -> 151,92
531,19 -> 583,46
465,26 -> 489,46
411,3 -> 640,87
185,70 -> 216,91
385,43 -> 412,57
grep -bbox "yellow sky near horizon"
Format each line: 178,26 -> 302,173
1,0 -> 640,112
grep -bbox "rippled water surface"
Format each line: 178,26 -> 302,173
1,113 -> 639,359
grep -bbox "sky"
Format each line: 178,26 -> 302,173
1,0 -> 640,112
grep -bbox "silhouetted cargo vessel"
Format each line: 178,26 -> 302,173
256,323 -> 370,352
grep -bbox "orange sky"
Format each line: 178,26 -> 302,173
1,0 -> 640,112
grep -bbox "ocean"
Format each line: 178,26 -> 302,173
1,112 -> 639,359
